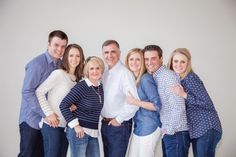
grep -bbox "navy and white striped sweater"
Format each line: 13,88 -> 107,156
60,80 -> 104,129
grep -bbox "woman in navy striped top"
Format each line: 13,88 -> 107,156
60,56 -> 105,157
168,48 -> 222,157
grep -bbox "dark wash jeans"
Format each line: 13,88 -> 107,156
18,122 -> 44,157
192,129 -> 222,157
101,119 -> 132,157
41,123 -> 68,157
162,131 -> 190,157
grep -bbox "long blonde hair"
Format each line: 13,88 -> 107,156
125,48 -> 146,86
167,48 -> 193,79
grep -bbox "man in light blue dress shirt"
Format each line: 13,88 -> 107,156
18,30 -> 68,157
143,45 -> 190,157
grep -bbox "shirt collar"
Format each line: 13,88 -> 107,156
84,78 -> 101,87
45,51 -> 54,64
108,60 -> 122,74
155,65 -> 165,75
45,51 -> 62,67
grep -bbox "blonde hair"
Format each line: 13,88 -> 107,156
83,56 -> 105,78
125,48 -> 146,86
167,48 -> 193,79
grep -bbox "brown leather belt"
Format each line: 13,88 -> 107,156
102,117 -> 113,122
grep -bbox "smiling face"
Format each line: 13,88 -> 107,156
48,36 -> 67,61
87,61 -> 103,84
144,50 -> 163,74
68,48 -> 81,71
172,53 -> 188,76
102,43 -> 120,69
128,52 -> 142,76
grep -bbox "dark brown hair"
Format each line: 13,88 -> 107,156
142,45 -> 163,58
48,30 -> 68,43
61,44 -> 84,82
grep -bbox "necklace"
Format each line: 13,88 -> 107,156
68,74 -> 76,82
92,86 -> 102,103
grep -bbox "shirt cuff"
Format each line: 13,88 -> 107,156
68,118 -> 79,128
115,116 -> 123,124
45,110 -> 54,117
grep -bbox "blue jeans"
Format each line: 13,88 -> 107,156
101,119 -> 132,157
41,123 -> 68,157
162,131 -> 190,157
192,129 -> 222,157
18,122 -> 44,157
66,127 -> 100,157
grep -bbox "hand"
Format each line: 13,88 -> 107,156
74,125 -> 84,138
108,119 -> 121,126
45,113 -> 59,128
70,104 -> 77,112
170,84 -> 187,98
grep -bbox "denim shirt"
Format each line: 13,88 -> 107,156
133,73 -> 162,136
19,51 -> 61,129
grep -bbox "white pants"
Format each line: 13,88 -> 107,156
128,127 -> 161,157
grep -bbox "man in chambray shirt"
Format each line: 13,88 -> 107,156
18,30 -> 68,157
143,45 -> 190,157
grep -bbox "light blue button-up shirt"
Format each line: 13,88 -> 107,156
133,73 -> 162,136
19,51 -> 61,129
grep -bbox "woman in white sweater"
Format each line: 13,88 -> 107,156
36,44 -> 85,157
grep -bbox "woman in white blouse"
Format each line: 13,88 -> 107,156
36,44 -> 85,157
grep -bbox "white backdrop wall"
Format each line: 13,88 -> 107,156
0,0 -> 235,156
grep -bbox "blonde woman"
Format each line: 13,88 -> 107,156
125,48 -> 146,86
168,48 -> 222,157
125,48 -> 162,157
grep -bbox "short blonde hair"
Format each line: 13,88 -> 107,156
125,48 -> 146,86
167,48 -> 193,79
83,56 -> 105,78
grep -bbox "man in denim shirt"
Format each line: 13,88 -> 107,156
18,30 -> 68,157
143,45 -> 190,157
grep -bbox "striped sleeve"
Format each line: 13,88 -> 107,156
36,70 -> 62,116
60,83 -> 82,123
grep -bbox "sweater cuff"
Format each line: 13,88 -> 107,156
68,118 -> 79,128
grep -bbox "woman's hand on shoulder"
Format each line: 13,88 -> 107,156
170,84 -> 187,99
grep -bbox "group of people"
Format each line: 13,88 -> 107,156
18,30 -> 222,157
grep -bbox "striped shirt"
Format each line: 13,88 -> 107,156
60,79 -> 104,130
153,65 -> 188,135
